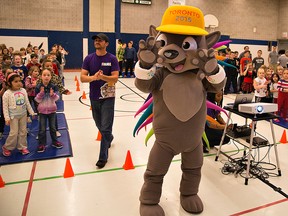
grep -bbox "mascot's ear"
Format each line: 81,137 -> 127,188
149,25 -> 158,37
206,31 -> 221,49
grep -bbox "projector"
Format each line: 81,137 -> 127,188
238,103 -> 277,114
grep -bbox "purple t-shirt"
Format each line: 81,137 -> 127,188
82,52 -> 119,100
207,108 -> 219,119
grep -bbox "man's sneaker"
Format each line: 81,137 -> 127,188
96,160 -> 107,169
52,141 -> 63,149
2,146 -> 11,157
56,131 -> 61,137
37,145 -> 46,153
21,148 -> 30,155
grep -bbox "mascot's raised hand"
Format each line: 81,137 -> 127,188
138,30 -> 162,69
192,48 -> 219,76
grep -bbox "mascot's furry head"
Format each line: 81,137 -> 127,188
139,5 -> 222,78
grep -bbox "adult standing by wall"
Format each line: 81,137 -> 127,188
278,50 -> 288,68
124,41 -> 137,77
58,44 -> 69,74
80,33 -> 119,169
224,51 -> 238,94
268,46 -> 279,72
252,50 -> 264,73
239,46 -> 252,60
116,39 -> 126,77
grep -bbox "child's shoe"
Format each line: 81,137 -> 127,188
37,145 -> 46,153
2,146 -> 11,157
21,148 -> 30,155
52,141 -> 63,149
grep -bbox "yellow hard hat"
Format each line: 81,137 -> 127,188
156,5 -> 208,35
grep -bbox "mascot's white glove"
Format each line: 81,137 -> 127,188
206,64 -> 225,84
134,61 -> 157,80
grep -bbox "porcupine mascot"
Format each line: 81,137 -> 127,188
134,5 -> 226,216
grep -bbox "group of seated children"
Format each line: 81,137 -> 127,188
0,56 -> 71,157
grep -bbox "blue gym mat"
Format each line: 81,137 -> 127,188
0,129 -> 72,166
272,117 -> 288,129
0,113 -> 72,166
56,100 -> 64,112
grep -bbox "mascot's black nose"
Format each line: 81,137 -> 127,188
163,50 -> 179,59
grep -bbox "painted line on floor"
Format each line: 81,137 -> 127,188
4,149 -> 240,186
118,79 -> 146,100
21,161 -> 37,216
230,198 -> 288,216
6,148 -> 286,215
65,114 -> 135,122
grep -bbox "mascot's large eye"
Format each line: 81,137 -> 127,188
156,34 -> 167,47
182,37 -> 197,51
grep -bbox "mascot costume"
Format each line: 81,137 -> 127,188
134,5 -> 226,216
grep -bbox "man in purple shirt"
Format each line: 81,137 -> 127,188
81,33 -> 119,168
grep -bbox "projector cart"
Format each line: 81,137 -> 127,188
215,106 -> 282,185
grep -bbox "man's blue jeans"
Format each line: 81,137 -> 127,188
91,98 -> 115,162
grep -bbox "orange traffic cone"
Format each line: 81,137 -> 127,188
96,131 -> 102,141
74,75 -> 78,81
76,85 -> 80,91
90,105 -> 92,110
82,91 -> 87,99
280,130 -> 287,144
123,150 -> 135,170
0,174 -> 5,188
63,158 -> 75,178
76,79 -> 80,87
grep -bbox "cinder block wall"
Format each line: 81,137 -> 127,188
0,0 -> 83,31
278,0 -> 288,39
121,0 -> 286,41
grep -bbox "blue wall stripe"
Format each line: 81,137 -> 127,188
230,38 -> 277,46
83,0 -> 89,38
115,0 -> 121,39
0,29 -> 48,37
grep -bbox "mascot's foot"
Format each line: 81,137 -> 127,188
180,194 -> 203,214
140,203 -> 165,216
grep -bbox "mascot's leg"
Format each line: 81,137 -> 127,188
180,143 -> 204,214
140,143 -> 174,216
